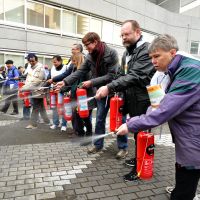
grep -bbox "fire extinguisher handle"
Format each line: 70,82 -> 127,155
60,86 -> 71,94
78,82 -> 83,88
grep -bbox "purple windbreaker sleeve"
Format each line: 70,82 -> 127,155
126,86 -> 200,133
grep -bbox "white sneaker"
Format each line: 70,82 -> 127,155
194,194 -> 200,200
50,124 -> 57,130
166,186 -> 175,194
61,126 -> 67,132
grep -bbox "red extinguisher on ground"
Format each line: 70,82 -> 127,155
137,131 -> 154,180
50,90 -> 56,109
63,94 -> 72,121
57,92 -> 64,115
76,88 -> 89,118
18,81 -> 25,98
110,93 -> 124,132
23,91 -> 31,107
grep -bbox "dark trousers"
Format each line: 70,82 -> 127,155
72,109 -> 92,136
30,98 -> 50,126
130,100 -> 150,172
170,163 -> 200,200
1,93 -> 18,113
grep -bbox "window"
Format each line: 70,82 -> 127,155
62,10 -> 76,34
37,56 -> 44,64
77,15 -> 89,35
0,0 -> 3,20
90,18 -> 102,37
4,0 -> 24,24
5,54 -> 24,67
102,21 -> 113,43
0,53 -> 4,65
44,57 -> 52,68
27,1 -> 44,27
45,6 -> 60,30
113,24 -> 121,45
190,42 -> 199,55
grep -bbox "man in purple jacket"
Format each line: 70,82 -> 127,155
116,34 -> 200,200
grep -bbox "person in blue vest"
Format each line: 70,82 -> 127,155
0,60 -> 19,115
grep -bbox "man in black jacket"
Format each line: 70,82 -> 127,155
55,32 -> 120,153
96,20 -> 155,181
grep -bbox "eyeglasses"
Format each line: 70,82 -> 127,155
84,42 -> 91,47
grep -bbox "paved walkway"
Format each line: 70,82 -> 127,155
0,110 -> 199,200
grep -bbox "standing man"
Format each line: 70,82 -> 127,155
116,34 -> 200,200
22,53 -> 50,129
56,32 -> 119,153
43,55 -> 68,132
49,43 -> 83,83
0,60 -> 19,115
96,20 -> 155,180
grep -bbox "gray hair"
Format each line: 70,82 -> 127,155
149,34 -> 179,53
73,43 -> 83,53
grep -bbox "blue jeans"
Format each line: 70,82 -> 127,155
94,97 -> 110,149
117,115 -> 128,150
94,97 -> 128,150
23,106 -> 30,119
52,108 -> 67,126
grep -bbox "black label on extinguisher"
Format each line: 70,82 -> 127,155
146,144 -> 155,156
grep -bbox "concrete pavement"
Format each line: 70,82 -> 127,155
0,108 -> 199,200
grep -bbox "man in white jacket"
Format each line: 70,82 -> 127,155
22,53 -> 50,129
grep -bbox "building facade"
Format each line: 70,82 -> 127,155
0,0 -> 200,67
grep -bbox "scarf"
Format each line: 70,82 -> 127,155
91,42 -> 105,75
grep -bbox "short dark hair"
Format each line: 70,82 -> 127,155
122,20 -> 140,31
82,32 -> 101,44
28,55 -> 38,61
5,60 -> 13,65
53,55 -> 62,62
26,53 -> 38,61
18,66 -> 24,70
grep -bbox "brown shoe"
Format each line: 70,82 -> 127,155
87,146 -> 102,154
116,149 -> 128,159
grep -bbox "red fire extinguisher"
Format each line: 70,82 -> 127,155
50,90 -> 56,109
110,94 -> 124,132
137,131 -> 154,180
23,91 -> 31,107
57,92 -> 63,115
76,88 -> 89,118
63,95 -> 72,121
18,81 -> 25,98
43,97 -> 48,110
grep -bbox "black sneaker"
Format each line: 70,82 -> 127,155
124,170 -> 138,182
85,131 -> 92,136
125,158 -> 136,167
10,112 -> 19,115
